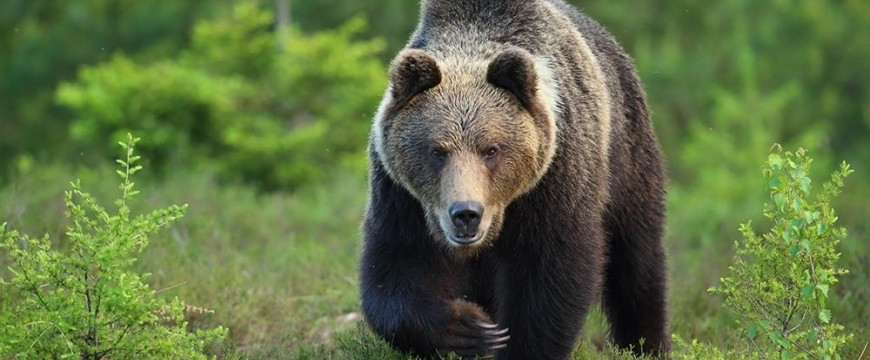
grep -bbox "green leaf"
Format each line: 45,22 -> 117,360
789,244 -> 800,256
789,218 -> 806,229
801,284 -> 814,301
781,349 -> 792,360
748,323 -> 758,340
800,176 -> 812,194
769,176 -> 781,188
768,329 -> 789,347
819,309 -> 831,324
800,239 -> 811,251
792,197 -> 803,212
769,153 -> 783,170
808,329 -> 819,343
816,284 -> 830,297
816,223 -> 827,236
774,193 -> 786,209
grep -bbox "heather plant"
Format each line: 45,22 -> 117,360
0,134 -> 226,359
710,146 -> 853,359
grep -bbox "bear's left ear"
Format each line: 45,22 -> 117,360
487,50 -> 539,109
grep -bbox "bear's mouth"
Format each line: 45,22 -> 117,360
447,230 -> 485,246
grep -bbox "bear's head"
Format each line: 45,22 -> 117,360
372,48 -> 560,256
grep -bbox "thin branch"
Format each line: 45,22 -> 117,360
23,321 -> 75,356
20,269 -> 53,312
155,281 -> 188,294
95,325 -> 131,359
787,311 -> 808,334
93,274 -> 102,329
743,293 -> 823,359
780,333 -> 820,360
98,315 -> 124,328
782,295 -> 796,337
749,336 -> 767,360
804,246 -> 830,340
85,273 -> 92,315
744,292 -> 782,327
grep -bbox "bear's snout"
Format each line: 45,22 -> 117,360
449,201 -> 484,241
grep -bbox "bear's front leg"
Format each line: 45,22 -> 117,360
360,242 -> 510,359
493,221 -> 606,360
361,165 -> 509,359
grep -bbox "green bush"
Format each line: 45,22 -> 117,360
212,14 -> 386,189
0,1 -> 227,172
709,147 -> 853,359
0,135 -> 226,359
57,54 -> 247,171
57,2 -> 386,190
184,1 -> 276,79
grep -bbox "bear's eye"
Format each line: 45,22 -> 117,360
431,148 -> 447,161
484,147 -> 499,159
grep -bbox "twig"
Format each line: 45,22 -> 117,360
155,281 -> 188,294
24,321 -> 75,356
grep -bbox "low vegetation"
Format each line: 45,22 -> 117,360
1,0 -> 867,358
1,139 -> 861,359
0,135 -> 226,359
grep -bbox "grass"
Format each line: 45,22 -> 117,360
1,162 -> 867,359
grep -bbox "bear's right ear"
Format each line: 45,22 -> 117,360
487,49 -> 538,109
388,49 -> 442,111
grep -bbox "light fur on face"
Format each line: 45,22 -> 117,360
372,49 -> 563,192
370,43 -> 567,256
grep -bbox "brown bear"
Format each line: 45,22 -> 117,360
360,0 -> 669,359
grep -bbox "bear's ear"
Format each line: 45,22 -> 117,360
388,49 -> 442,111
486,50 -> 538,108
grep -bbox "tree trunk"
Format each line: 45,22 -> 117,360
276,0 -> 291,52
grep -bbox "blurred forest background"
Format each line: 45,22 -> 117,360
1,0 -> 867,358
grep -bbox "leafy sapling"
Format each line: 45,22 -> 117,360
0,134 -> 226,359
710,146 -> 853,360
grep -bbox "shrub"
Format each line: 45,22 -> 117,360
670,334 -> 731,360
709,146 -> 853,359
218,15 -> 386,188
0,134 -> 226,359
57,2 -> 387,190
184,1 -> 275,79
57,55 -> 247,171
202,10 -> 386,189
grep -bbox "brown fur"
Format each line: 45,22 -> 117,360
362,0 -> 669,358
376,49 -> 546,258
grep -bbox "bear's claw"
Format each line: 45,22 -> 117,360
473,320 -> 499,329
483,328 -> 509,337
438,318 -> 510,358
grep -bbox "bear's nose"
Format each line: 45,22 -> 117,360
449,201 -> 484,233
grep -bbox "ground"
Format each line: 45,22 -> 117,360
0,163 -> 867,359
